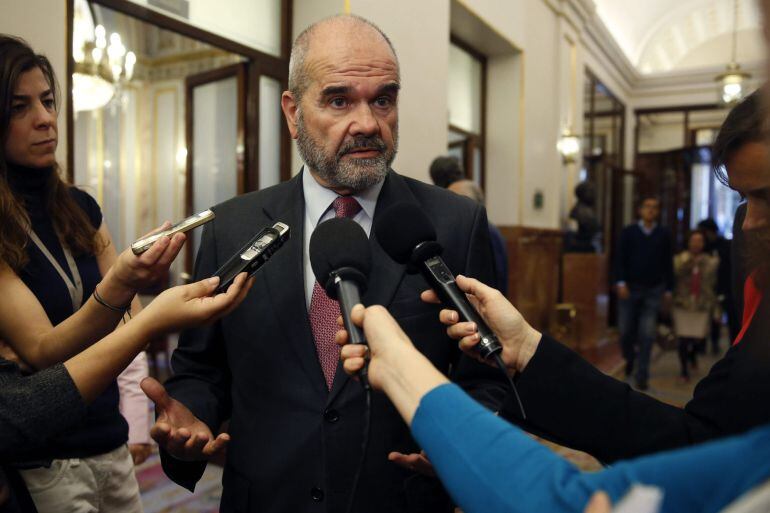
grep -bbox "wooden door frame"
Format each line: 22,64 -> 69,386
66,0 -> 293,188
448,35 -> 487,190
184,63 -> 246,270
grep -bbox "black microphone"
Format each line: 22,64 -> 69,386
309,217 -> 372,347
310,217 -> 374,513
374,202 -> 502,359
374,202 -> 526,419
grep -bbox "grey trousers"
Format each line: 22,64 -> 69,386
20,444 -> 143,513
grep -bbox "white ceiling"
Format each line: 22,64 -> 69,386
593,0 -> 763,74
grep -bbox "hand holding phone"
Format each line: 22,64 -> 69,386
132,210 -> 215,255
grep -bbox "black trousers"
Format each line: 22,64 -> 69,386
678,337 -> 700,378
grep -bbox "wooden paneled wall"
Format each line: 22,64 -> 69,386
498,226 -> 564,331
562,253 -> 609,350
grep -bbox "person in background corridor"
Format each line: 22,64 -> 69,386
614,197 -> 674,390
672,230 -> 718,382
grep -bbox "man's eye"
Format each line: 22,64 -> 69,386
330,97 -> 347,108
374,97 -> 392,108
43,99 -> 55,109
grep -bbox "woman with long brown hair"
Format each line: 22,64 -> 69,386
0,34 -> 148,512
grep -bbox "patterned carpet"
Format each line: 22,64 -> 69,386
137,452 -> 222,513
137,342 -> 724,509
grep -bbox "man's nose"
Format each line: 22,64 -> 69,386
349,103 -> 379,136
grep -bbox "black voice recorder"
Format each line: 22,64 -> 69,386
213,222 -> 290,293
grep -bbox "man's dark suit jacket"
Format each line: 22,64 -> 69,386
161,170 -> 506,513
732,202 -> 748,320
502,296 -> 770,464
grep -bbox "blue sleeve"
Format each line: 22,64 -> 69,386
412,383 -> 770,513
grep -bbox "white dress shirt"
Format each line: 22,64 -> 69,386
301,167 -> 384,310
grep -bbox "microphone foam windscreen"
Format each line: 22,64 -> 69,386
373,202 -> 437,264
309,217 -> 372,286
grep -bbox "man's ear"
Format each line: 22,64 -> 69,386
281,91 -> 299,139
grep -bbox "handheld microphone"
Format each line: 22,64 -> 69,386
309,217 -> 372,347
310,217 -> 374,513
213,222 -> 290,293
374,203 -> 502,359
373,202 -> 526,419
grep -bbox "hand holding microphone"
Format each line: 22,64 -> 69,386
373,202 -> 504,360
373,202 -> 527,417
421,275 -> 542,374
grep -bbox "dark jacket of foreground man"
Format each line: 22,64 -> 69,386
161,170 -> 508,513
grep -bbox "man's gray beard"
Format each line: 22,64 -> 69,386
296,109 -> 397,192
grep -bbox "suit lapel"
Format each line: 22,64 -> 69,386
326,172 -> 420,405
261,174 -> 328,398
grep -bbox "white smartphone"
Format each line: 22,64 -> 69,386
131,209 -> 215,255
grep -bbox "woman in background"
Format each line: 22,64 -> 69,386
672,230 -> 719,382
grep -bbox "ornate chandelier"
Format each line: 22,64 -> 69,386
72,0 -> 136,112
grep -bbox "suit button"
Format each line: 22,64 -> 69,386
323,409 -> 340,423
310,487 -> 324,501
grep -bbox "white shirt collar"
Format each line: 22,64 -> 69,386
301,166 -> 384,226
638,220 -> 658,235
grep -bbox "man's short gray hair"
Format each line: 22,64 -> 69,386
288,14 -> 399,102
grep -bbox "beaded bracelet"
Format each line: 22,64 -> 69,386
93,285 -> 132,313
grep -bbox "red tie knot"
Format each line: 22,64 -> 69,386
333,196 -> 362,219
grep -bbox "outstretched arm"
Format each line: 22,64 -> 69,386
339,306 -> 770,513
0,274 -> 251,458
0,226 -> 183,369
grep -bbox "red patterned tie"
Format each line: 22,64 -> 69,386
309,196 -> 362,389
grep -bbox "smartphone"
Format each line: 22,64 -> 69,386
213,222 -> 290,293
131,209 -> 216,255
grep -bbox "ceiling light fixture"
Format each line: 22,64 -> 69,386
716,0 -> 751,106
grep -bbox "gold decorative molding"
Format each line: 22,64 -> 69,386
119,98 -> 127,245
151,85 -> 180,229
518,51 -> 526,225
142,48 -> 234,68
135,87 -> 145,238
95,109 -> 104,206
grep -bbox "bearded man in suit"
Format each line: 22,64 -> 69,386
146,14 -> 506,513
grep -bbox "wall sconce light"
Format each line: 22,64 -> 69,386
557,129 -> 582,164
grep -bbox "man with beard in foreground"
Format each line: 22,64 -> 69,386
144,15 -> 504,513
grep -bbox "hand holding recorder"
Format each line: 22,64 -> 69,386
66,273 -> 253,404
